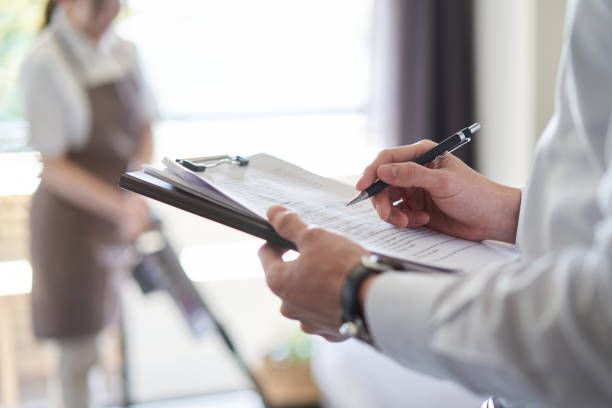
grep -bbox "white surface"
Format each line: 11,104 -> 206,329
0,260 -> 32,296
0,152 -> 40,196
474,0 -> 565,187
312,339 -> 484,408
126,390 -> 263,408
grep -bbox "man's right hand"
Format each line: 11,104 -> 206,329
356,140 -> 521,243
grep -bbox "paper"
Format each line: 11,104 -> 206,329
166,154 -> 517,271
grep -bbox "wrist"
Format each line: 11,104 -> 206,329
491,184 -> 522,243
340,255 -> 400,342
359,275 -> 378,318
109,193 -> 127,225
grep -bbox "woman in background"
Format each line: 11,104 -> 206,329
20,0 -> 156,406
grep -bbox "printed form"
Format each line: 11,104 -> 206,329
167,154 -> 517,271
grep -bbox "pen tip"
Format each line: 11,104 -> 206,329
346,192 -> 367,206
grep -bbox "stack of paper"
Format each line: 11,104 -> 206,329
135,154 -> 517,273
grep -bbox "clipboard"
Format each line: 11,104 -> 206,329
120,170 -> 297,250
119,155 -> 456,274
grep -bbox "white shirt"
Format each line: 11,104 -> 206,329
19,9 -> 157,157
365,0 -> 612,406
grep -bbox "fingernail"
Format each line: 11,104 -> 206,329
415,213 -> 429,225
379,165 -> 397,180
389,213 -> 402,225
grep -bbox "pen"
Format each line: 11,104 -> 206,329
346,122 -> 480,206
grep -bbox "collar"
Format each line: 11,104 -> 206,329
51,8 -> 129,86
52,8 -> 116,59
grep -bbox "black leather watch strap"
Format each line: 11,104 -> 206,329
341,263 -> 380,330
340,255 -> 399,342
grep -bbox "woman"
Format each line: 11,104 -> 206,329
20,0 -> 156,406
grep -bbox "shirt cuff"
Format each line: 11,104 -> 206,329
365,271 -> 458,376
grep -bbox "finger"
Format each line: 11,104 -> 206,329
395,204 -> 431,228
389,187 -> 404,204
258,243 -> 288,296
280,302 -> 339,327
386,207 -> 408,227
403,187 -> 425,212
377,162 -> 451,194
355,141 -> 438,190
322,334 -> 347,342
371,189 -> 392,220
300,322 -> 343,339
267,206 -> 309,245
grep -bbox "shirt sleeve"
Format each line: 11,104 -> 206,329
20,55 -> 70,158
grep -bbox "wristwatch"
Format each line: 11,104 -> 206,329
339,254 -> 402,342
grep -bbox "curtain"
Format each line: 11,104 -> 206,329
370,0 -> 475,167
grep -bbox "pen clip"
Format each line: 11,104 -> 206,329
447,137 -> 471,155
431,137 -> 471,166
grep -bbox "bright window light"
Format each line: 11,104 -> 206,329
117,0 -> 373,118
0,260 -> 32,296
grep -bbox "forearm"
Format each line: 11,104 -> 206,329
130,125 -> 153,170
40,157 -> 124,223
362,241 -> 612,405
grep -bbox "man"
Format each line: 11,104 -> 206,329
258,0 -> 612,406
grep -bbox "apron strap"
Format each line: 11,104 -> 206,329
51,29 -> 87,84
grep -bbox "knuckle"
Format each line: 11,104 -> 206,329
375,149 -> 394,164
417,139 -> 437,149
276,211 -> 298,233
257,245 -> 267,258
280,303 -> 296,319
301,227 -> 325,244
436,171 -> 454,192
265,269 -> 284,296
300,322 -> 317,335
397,163 -> 416,181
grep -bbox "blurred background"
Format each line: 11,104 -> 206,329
0,0 -> 566,407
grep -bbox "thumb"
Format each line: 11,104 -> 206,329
377,163 -> 450,194
267,205 -> 309,245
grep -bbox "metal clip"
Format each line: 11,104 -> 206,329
176,155 -> 249,172
430,137 -> 471,167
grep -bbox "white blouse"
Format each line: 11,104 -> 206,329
20,9 -> 157,157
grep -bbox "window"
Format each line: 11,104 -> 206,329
118,0 -> 372,118
0,0 -> 44,152
1,0 -> 375,167
118,0 -> 377,176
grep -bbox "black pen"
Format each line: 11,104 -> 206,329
346,123 -> 480,206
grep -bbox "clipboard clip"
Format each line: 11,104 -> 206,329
176,155 -> 249,172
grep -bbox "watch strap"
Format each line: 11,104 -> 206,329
341,263 -> 377,324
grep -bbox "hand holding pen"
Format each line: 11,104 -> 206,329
352,123 -> 520,242
348,123 -> 480,206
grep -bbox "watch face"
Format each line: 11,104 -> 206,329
339,319 -> 372,343
362,254 -> 403,271
368,254 -> 455,274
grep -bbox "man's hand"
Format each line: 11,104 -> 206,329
258,206 -> 369,341
356,141 -> 522,243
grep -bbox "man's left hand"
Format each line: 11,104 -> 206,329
258,205 -> 369,341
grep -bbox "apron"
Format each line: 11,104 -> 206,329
29,30 -> 146,339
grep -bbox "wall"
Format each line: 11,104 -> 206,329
474,0 -> 567,186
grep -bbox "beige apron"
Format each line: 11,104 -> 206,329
29,31 -> 146,339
